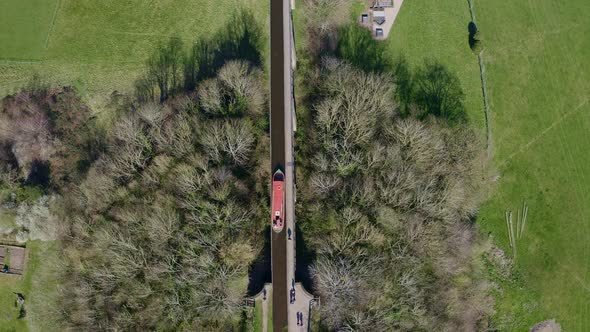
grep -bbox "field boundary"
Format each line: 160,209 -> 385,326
468,0 -> 492,156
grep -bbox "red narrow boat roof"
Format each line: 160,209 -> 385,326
272,169 -> 284,232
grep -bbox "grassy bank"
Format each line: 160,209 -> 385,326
475,0 -> 590,330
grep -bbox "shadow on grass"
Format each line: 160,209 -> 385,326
414,60 -> 467,124
136,8 -> 264,102
184,8 -> 264,91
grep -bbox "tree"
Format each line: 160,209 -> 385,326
202,119 -> 255,166
0,87 -> 103,189
146,36 -> 184,102
299,56 -> 492,331
217,60 -> 264,116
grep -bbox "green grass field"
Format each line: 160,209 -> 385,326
0,273 -> 26,331
0,0 -> 57,61
474,0 -> 590,330
0,242 -> 59,332
385,0 -> 485,128
253,299 -> 263,331
0,0 -> 268,108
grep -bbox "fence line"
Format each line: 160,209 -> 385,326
468,0 -> 476,22
478,52 -> 492,155
468,0 -> 492,156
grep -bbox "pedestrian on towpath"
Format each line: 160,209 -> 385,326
287,228 -> 292,240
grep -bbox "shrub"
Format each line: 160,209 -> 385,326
468,21 -> 484,54
15,195 -> 58,242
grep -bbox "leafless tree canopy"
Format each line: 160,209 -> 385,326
0,63 -> 271,331
0,87 -> 101,188
51,62 -> 266,330
198,60 -> 265,117
299,60 -> 492,331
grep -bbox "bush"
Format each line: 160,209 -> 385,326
468,21 -> 484,54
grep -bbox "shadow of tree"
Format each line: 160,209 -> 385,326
247,225 -> 272,296
136,8 -> 264,102
414,60 -> 467,123
26,159 -> 50,188
467,21 -> 482,53
184,9 -> 264,91
295,222 -> 316,293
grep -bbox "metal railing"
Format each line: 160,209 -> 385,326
371,0 -> 394,8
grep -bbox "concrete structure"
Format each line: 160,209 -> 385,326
270,0 -> 290,328
252,284 -> 272,332
0,245 -> 26,275
359,0 -> 404,40
269,0 -> 316,330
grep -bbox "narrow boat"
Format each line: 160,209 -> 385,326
272,169 -> 285,233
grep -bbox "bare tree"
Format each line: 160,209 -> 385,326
202,119 -> 254,165
198,78 -> 223,115
147,36 -> 184,101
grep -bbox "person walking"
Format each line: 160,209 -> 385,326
287,227 -> 292,240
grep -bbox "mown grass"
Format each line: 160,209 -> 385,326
0,272 -> 26,331
385,0 -> 484,128
0,241 -> 59,332
474,0 -> 590,330
0,0 -> 268,109
0,0 -> 57,61
253,299 -> 263,332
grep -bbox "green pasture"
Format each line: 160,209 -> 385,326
385,0 -> 485,128
474,0 -> 590,330
0,241 -> 59,332
0,0 -> 57,61
0,0 -> 268,108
